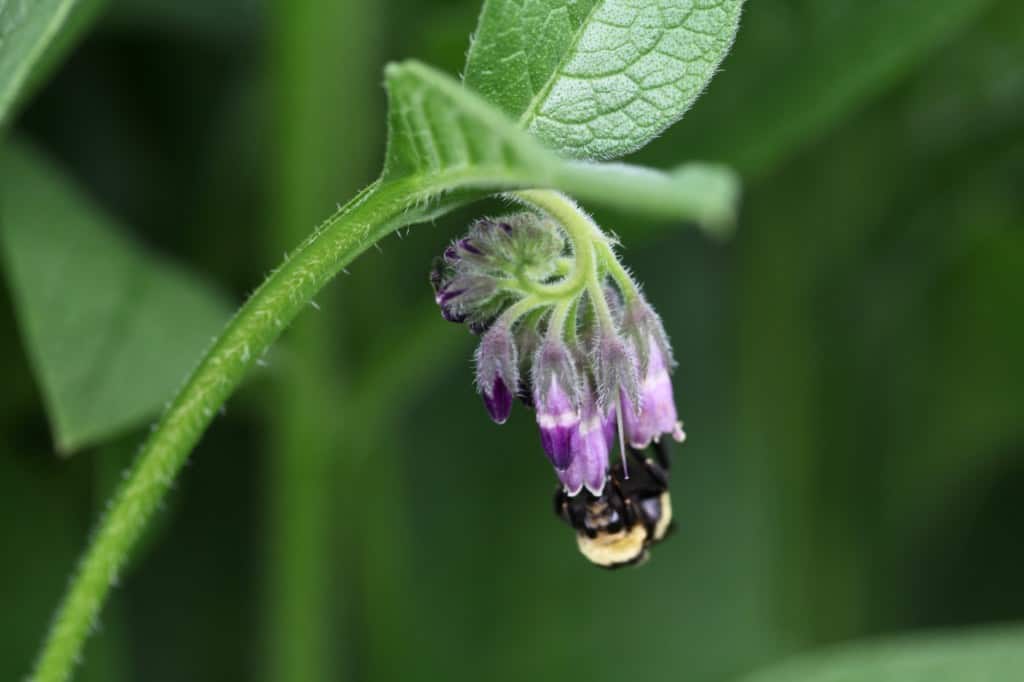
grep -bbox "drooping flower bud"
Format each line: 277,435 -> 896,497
514,320 -> 543,407
621,296 -> 674,375
474,324 -> 519,424
559,383 -> 612,496
620,335 -> 685,448
594,332 -> 641,416
532,340 -> 581,470
434,274 -> 498,324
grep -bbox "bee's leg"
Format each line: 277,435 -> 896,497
651,438 -> 671,471
644,457 -> 669,489
553,488 -> 573,525
607,478 -> 637,529
632,494 -> 659,536
554,487 -> 592,534
553,487 -> 566,518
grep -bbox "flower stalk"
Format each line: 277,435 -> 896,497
432,189 -> 687,497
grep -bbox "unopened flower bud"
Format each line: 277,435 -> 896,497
475,324 -> 519,424
435,274 -> 498,324
594,332 -> 641,416
621,296 -> 674,375
515,322 -> 543,407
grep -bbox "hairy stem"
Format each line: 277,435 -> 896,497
513,190 -> 619,333
596,241 -> 641,302
512,190 -> 599,298
28,177 -> 430,682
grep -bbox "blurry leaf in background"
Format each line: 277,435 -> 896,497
104,0 -> 260,42
657,0 -> 1000,177
464,0 -> 744,159
738,625 -> 1024,682
0,139 -> 233,453
0,0 -> 84,126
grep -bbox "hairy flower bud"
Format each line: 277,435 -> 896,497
594,332 -> 641,415
475,324 -> 519,424
620,336 -> 685,448
621,296 -> 674,375
514,321 -> 543,407
532,340 -> 581,470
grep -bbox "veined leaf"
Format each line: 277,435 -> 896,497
0,0 -> 82,127
463,0 -> 744,160
0,140 -> 233,453
383,60 -> 739,230
737,625 -> 1024,682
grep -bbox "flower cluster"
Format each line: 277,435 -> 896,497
430,197 -> 685,497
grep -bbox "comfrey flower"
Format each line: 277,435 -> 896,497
531,339 -> 580,470
429,194 -> 686,498
618,297 -> 686,448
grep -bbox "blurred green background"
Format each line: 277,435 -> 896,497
2,0 -> 1022,680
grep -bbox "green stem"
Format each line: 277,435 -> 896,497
596,241 -> 641,303
497,295 -> 545,327
512,190 -> 599,298
513,190 -> 622,335
547,300 -> 572,342
28,177 -> 429,682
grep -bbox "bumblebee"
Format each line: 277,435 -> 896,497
554,442 -> 674,568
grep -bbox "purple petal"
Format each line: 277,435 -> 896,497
571,413 -> 610,496
620,338 -> 682,448
440,306 -> 467,323
482,375 -> 513,424
539,422 -> 576,470
459,238 -> 483,256
558,455 -> 585,496
535,375 -> 579,469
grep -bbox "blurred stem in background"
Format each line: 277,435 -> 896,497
266,0 -> 378,680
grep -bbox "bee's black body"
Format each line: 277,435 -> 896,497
554,442 -> 674,568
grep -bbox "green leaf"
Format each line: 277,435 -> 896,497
737,625 -> 1024,682
0,0 -> 83,127
0,140 -> 233,453
383,59 -> 739,230
463,0 -> 744,160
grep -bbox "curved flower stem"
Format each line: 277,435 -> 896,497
497,295 -> 546,328
512,190 -> 600,299
512,190 -> 622,335
28,177 -> 440,682
546,299 -> 573,342
595,241 -> 641,303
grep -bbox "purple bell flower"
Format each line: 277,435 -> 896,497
532,341 -> 581,470
559,385 -> 612,496
474,324 -> 519,424
620,336 -> 685,449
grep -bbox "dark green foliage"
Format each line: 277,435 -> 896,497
1,1 -> 1021,681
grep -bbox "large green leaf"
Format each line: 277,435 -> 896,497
0,140 -> 233,453
463,0 -> 744,160
0,0 -> 82,127
737,626 -> 1024,682
383,60 -> 739,229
